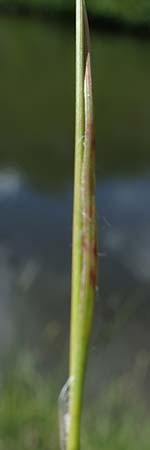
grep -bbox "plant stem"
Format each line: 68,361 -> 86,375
66,1 -> 97,449
67,3 -> 84,448
70,0 -> 84,381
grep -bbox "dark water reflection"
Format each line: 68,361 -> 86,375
0,18 -> 150,386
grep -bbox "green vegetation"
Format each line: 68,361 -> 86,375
0,17 -> 150,191
1,355 -> 150,450
0,357 -> 59,450
65,1 -> 97,449
0,0 -> 150,26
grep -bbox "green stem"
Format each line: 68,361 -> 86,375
70,0 -> 84,384
67,1 -> 84,450
66,1 -> 97,449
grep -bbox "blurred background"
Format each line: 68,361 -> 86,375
0,1 -> 150,449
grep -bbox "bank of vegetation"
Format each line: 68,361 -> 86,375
0,0 -> 150,31
1,356 -> 150,450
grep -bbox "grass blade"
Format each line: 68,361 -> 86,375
59,2 -> 97,449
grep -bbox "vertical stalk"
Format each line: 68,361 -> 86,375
70,0 -> 84,382
67,2 -> 85,448
59,1 -> 97,450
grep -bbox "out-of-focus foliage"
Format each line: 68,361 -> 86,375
0,17 -> 150,191
0,0 -> 150,25
0,355 -> 59,450
1,353 -> 150,450
88,0 -> 150,24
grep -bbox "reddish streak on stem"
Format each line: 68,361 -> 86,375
90,267 -> 97,290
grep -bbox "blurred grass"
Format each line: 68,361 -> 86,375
1,353 -> 150,450
0,0 -> 150,26
0,355 -> 59,450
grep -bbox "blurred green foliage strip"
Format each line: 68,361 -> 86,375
0,18 -> 150,191
1,354 -> 150,450
0,0 -> 150,25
